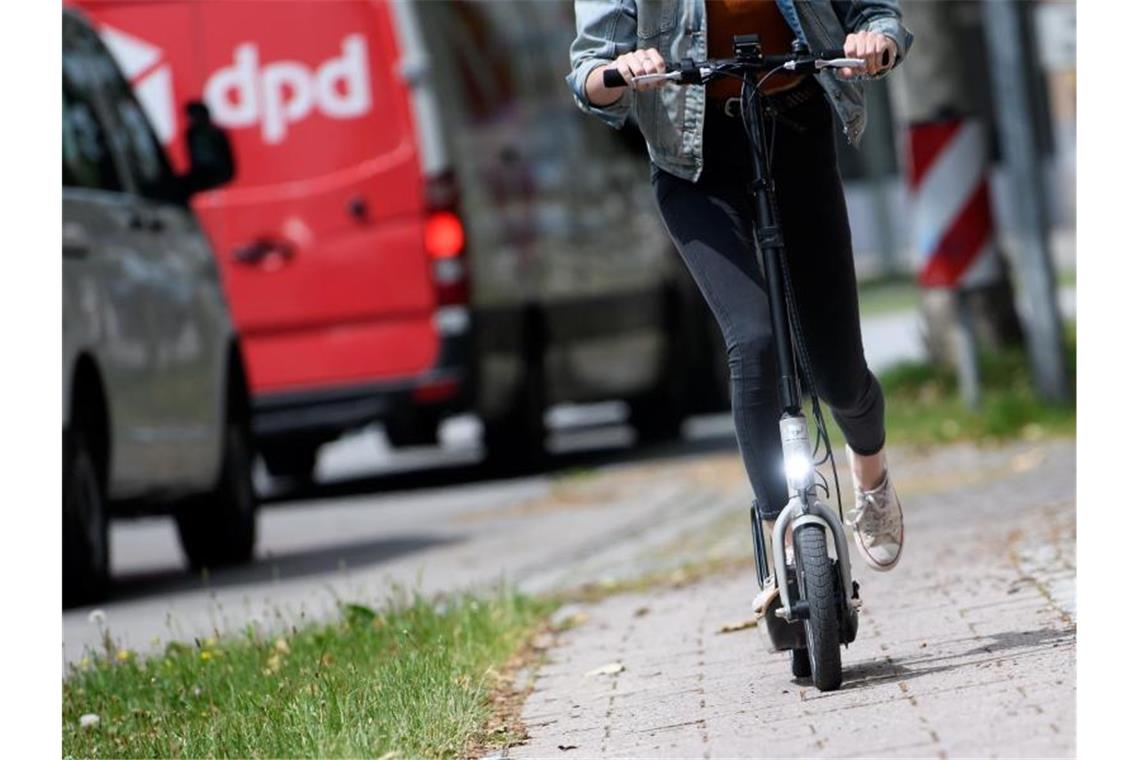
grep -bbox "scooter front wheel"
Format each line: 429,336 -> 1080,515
795,523 -> 843,691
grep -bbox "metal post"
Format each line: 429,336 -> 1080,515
953,290 -> 981,409
981,0 -> 1069,402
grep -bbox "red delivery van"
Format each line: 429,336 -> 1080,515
75,0 -> 730,478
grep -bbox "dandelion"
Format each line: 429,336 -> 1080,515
79,657 -> 91,671
78,714 -> 100,729
116,649 -> 132,663
87,609 -> 106,626
200,651 -> 213,662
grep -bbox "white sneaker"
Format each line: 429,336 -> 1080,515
845,446 -> 904,572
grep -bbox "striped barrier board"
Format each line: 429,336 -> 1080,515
907,118 -> 1003,289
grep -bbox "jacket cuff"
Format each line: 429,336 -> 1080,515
567,59 -> 631,129
862,15 -> 914,67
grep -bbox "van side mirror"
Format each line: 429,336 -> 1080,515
179,100 -> 236,198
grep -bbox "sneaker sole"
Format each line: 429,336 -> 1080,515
853,523 -> 904,572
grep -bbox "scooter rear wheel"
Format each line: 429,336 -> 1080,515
795,523 -> 843,691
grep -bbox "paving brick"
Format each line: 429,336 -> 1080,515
512,440 -> 1076,758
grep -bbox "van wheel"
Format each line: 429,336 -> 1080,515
63,430 -> 109,606
177,422 -> 257,570
484,357 -> 546,472
385,413 -> 440,448
696,311 -> 731,413
628,337 -> 687,444
261,440 -> 320,485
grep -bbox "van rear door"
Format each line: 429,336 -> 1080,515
81,0 -> 438,394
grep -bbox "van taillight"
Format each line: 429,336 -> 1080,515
425,173 -> 468,306
425,211 -> 465,259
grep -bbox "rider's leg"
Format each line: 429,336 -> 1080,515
768,82 -> 904,569
650,160 -> 790,532
767,84 -> 887,468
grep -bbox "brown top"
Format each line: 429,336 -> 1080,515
705,0 -> 805,101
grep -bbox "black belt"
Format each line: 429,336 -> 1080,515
714,76 -> 820,120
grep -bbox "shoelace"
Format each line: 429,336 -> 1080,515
845,478 -> 901,546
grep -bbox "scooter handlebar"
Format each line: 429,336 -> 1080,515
599,49 -> 889,90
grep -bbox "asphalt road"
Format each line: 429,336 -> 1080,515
62,408 -> 749,664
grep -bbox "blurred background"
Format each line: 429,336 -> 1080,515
62,0 -> 1075,627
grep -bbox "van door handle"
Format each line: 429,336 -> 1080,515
232,237 -> 295,266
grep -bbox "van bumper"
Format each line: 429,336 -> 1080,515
251,330 -> 473,441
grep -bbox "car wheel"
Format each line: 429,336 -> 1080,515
63,429 -> 109,606
177,421 -> 258,570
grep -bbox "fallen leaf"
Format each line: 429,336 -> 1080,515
634,607 -> 650,617
585,662 -> 624,677
717,618 -> 758,634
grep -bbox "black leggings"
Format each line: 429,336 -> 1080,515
651,80 -> 885,520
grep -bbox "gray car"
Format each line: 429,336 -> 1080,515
63,8 -> 254,605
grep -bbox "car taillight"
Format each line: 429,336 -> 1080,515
425,172 -> 469,306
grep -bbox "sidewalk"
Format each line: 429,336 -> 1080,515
513,439 -> 1076,758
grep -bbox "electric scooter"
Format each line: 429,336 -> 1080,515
604,35 -> 877,691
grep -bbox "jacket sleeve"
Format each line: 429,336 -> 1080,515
566,0 -> 638,129
833,0 -> 915,78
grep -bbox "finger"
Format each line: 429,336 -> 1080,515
645,47 -> 667,74
866,39 -> 884,75
617,60 -> 636,88
843,33 -> 858,57
839,66 -> 854,80
623,57 -> 646,89
855,32 -> 869,61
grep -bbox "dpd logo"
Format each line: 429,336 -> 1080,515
205,34 -> 372,144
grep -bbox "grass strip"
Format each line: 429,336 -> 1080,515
821,328 -> 1076,447
63,588 -> 555,759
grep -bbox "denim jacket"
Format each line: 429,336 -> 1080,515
567,0 -> 914,181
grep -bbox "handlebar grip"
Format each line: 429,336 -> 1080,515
602,68 -> 627,88
818,49 -> 892,67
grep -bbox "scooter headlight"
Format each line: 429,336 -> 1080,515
784,451 -> 814,483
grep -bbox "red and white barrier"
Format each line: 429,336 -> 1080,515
906,119 -> 1002,289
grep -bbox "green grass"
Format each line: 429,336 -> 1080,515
821,329 -> 1076,447
857,277 -> 921,317
63,589 -> 555,759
